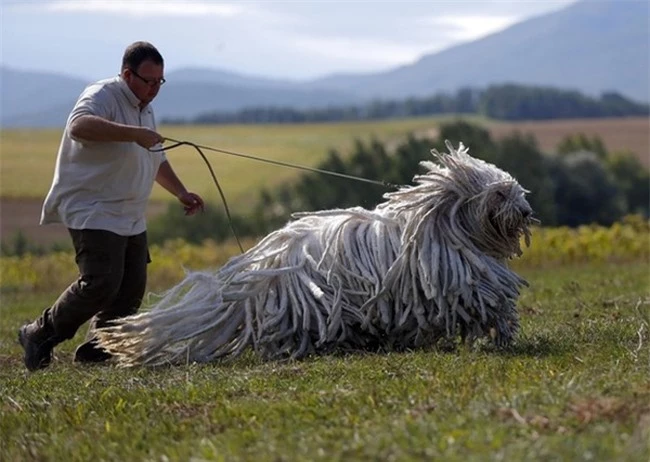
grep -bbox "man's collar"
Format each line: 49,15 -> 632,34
117,76 -> 146,110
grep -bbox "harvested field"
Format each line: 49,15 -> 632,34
487,117 -> 650,166
0,199 -> 168,248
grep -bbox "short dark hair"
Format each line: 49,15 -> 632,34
121,41 -> 164,71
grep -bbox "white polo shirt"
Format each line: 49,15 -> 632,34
40,76 -> 167,236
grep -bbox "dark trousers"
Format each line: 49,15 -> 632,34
39,229 -> 150,343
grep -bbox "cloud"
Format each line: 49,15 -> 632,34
44,0 -> 244,17
292,36 -> 439,69
420,15 -> 520,41
287,14 -> 519,71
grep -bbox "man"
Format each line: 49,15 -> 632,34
18,41 -> 205,371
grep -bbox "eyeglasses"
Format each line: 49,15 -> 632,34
129,68 -> 166,86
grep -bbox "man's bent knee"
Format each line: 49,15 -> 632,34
71,272 -> 122,305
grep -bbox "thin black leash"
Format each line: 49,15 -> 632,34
151,137 -> 399,253
162,137 -> 399,189
150,139 -> 245,253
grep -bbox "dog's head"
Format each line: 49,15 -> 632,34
383,140 -> 537,259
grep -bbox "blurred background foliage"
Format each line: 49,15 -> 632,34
2,119 -> 647,256
140,120 -> 649,246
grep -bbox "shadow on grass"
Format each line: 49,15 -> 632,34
479,333 -> 571,358
98,321 -> 640,371
310,332 -> 571,362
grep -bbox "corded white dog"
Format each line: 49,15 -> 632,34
97,141 -> 537,366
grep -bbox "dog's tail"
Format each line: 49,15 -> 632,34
96,270 -> 251,367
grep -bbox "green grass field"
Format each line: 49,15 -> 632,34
1,117 -> 649,460
1,261 -> 648,461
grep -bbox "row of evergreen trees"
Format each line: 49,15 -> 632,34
162,85 -> 649,125
147,120 -> 649,246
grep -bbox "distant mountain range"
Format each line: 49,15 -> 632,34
2,0 -> 648,128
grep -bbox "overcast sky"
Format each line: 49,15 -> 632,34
2,0 -> 579,81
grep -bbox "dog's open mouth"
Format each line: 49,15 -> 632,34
488,210 -> 538,257
514,215 -> 540,253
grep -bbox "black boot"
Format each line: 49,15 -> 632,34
18,321 -> 59,371
73,337 -> 112,363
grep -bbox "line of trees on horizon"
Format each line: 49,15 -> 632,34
161,84 -> 649,125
